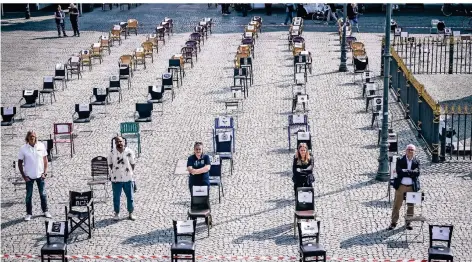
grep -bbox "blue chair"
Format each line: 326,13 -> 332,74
214,131 -> 234,176
134,103 -> 153,122
188,186 -> 212,236
209,155 -> 224,203
214,116 -> 235,151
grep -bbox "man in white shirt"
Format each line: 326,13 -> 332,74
18,131 -> 51,221
108,136 -> 136,221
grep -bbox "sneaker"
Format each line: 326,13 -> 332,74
113,213 -> 120,221
63,34 -> 68,37
44,212 -> 52,218
129,213 -> 136,221
281,23 -> 286,25
24,214 -> 32,221
406,223 -> 413,230
387,223 -> 397,230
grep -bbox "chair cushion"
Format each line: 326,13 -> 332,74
68,210 -> 90,219
109,87 -> 121,92
209,177 -> 221,185
41,242 -> 67,252
1,121 -> 13,126
148,99 -> 163,104
188,209 -> 211,217
91,101 -> 106,106
299,242 -> 326,256
73,118 -> 90,123
171,240 -> 195,252
20,103 -> 36,108
135,117 -> 152,122
40,90 -> 54,93
295,210 -> 315,218
218,152 -> 232,159
428,246 -> 453,258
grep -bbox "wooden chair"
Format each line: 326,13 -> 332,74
133,48 -> 146,69
127,19 -> 138,35
141,41 -> 154,63
119,55 -> 134,73
80,50 -> 92,71
91,43 -> 103,64
110,25 -> 122,46
146,34 -> 159,53
99,35 -> 111,54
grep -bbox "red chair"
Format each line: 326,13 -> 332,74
53,123 -> 75,157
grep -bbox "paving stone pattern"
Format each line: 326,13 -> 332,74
2,4 -> 472,262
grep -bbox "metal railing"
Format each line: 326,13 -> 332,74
440,105 -> 472,161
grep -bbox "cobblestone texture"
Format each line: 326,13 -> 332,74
2,4 -> 472,262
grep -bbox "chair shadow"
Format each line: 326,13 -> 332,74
232,223 -> 296,246
361,144 -> 378,150
358,125 -> 373,131
31,36 -> 66,40
340,227 -> 404,249
269,148 -> 291,155
317,178 -> 380,199
362,199 -> 391,209
122,227 -> 173,246
1,217 -> 24,230
94,217 -> 121,229
271,171 -> 292,177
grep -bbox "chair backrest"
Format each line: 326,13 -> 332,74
216,115 -> 233,128
80,49 -> 91,59
241,37 -> 253,45
215,131 -> 233,153
75,104 -> 92,119
404,192 -> 424,205
111,29 -> 120,37
190,32 -> 201,41
354,56 -> 368,71
100,35 -> 109,45
91,156 -> 109,178
429,225 -> 453,248
55,63 -> 66,77
240,57 -> 252,66
173,220 -> 196,243
185,40 -> 197,48
69,191 -> 93,209
292,36 -> 305,44
93,87 -> 109,102
1,106 -> 16,122
109,75 -> 121,88
372,97 -> 383,112
162,73 -> 173,86
181,46 -> 193,56
234,67 -> 248,76
23,90 -> 39,104
295,187 -> 315,211
209,154 -> 221,177
297,220 -> 321,246
119,65 -> 130,77
45,220 -> 68,245
142,41 -> 153,52
42,76 -> 54,90
119,55 -> 133,65
190,185 -> 210,210
127,19 -> 138,27
148,85 -> 164,100
69,56 -> 80,66
54,123 -> 73,135
120,122 -> 139,134
92,43 -> 101,52
294,55 -> 307,64
136,103 -> 153,118
169,59 -> 181,68
297,131 -> 312,150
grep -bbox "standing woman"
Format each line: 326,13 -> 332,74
292,143 -> 314,194
187,142 -> 211,194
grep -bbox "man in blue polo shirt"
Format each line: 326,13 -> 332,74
187,142 -> 211,194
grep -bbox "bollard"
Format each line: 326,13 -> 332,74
25,4 -> 31,19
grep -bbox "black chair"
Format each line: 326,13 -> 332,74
428,225 -> 454,262
119,64 -> 131,89
90,88 -> 110,115
65,191 -> 95,239
241,37 -> 255,54
233,67 -> 249,98
66,56 -> 82,80
87,156 -> 110,199
155,26 -> 166,45
41,220 -> 68,262
185,40 -> 199,58
209,154 -> 224,203
294,187 -> 316,236
39,136 -> 55,176
296,131 -> 312,151
40,76 -> 57,105
109,75 -> 123,102
134,103 -> 153,122
182,46 -> 196,67
168,58 -> 184,86
189,32 -> 202,50
214,131 -> 234,176
162,73 -> 175,101
188,185 -> 212,237
171,220 -> 197,262
54,63 -> 67,90
239,57 -> 253,85
19,90 -> 39,117
73,104 -> 92,123
1,106 -> 16,127
297,220 -> 327,262
147,85 -> 164,115
353,56 -> 369,83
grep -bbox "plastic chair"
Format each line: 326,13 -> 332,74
120,122 -> 141,156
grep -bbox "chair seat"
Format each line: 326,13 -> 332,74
87,180 -> 108,185
218,152 -> 233,159
299,242 -> 326,256
54,76 -> 66,80
20,103 -> 36,108
68,210 -> 90,219
295,210 -> 315,218
73,118 -> 90,123
188,209 -> 211,217
428,246 -> 453,258
147,99 -> 163,104
41,242 -> 67,252
135,117 -> 152,122
91,101 -> 106,105
109,87 -> 121,92
171,240 -> 195,252
209,177 -> 221,184
1,121 -> 13,126
119,75 -> 130,79
40,90 -> 55,93
405,215 -> 427,222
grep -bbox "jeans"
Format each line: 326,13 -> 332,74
70,19 -> 79,35
284,12 -> 294,25
56,22 -> 66,36
112,181 -> 134,214
26,178 -> 48,215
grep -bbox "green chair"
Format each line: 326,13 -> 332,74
120,122 -> 141,156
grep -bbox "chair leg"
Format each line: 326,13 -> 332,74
293,214 -> 297,236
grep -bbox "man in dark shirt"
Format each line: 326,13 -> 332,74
69,4 -> 80,37
187,142 -> 211,194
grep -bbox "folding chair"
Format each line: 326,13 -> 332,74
90,87 -> 110,115
99,35 -> 111,55
109,75 -> 123,102
134,47 -> 146,70
80,49 -> 92,71
134,103 -> 153,123
214,131 -> 234,176
294,187 -> 316,236
110,25 -> 122,46
66,56 -> 82,80
402,192 -> 427,243
53,123 -> 75,158
288,114 -> 310,150
162,73 -> 175,101
297,131 -> 312,152
91,43 -> 103,64
297,220 -> 327,262
209,154 -> 224,203
19,90 -> 39,117
1,106 -> 17,136
41,221 -> 68,262
54,63 -> 67,90
87,156 -> 110,199
72,104 -> 92,123
171,220 -> 197,262
65,191 -> 95,239
118,63 -> 132,89
39,76 -> 56,105
127,19 -> 138,35
141,41 -> 154,63
120,122 -> 141,157
428,225 -> 454,262
187,186 -> 213,237
147,85 -> 164,115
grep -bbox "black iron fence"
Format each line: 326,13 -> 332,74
440,106 -> 472,161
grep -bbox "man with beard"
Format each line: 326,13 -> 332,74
108,136 -> 136,221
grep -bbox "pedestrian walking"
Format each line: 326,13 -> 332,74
187,142 -> 211,194
69,3 -> 80,37
265,3 -> 272,16
54,5 -> 68,37
292,143 -> 314,194
388,144 -> 421,231
108,136 -> 136,221
282,4 -> 296,26
18,131 -> 52,221
347,3 -> 359,32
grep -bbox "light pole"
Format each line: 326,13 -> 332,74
339,3 -> 348,72
376,3 -> 392,182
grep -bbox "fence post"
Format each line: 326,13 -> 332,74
381,37 -> 385,76
418,90 -> 423,137
432,106 -> 441,163
448,36 -> 454,74
405,80 -> 410,119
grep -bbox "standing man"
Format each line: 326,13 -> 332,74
388,144 -> 421,230
282,4 -> 295,26
187,142 -> 211,195
54,5 -> 68,37
108,136 -> 136,221
69,3 -> 80,37
18,131 -> 52,221
265,3 -> 272,16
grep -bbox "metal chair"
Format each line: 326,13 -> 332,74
294,187 -> 316,236
87,156 -> 110,199
53,123 -> 75,158
120,122 -> 141,157
19,90 -> 39,117
134,47 -> 146,70
187,186 -> 212,237
141,41 -> 154,63
39,76 -> 56,105
110,25 -> 122,46
91,43 -> 103,64
80,49 -> 92,71
72,104 -> 92,123
90,87 -> 110,115
162,73 -> 175,101
147,85 -> 164,115
99,35 -> 111,55
214,131 -> 234,176
66,56 -> 82,80
209,154 -> 224,203
109,75 -> 123,102
54,63 -> 67,90
134,103 -> 153,123
127,19 -> 138,35
155,26 -> 166,46
147,34 -> 159,54
1,106 -> 17,136
428,225 -> 454,262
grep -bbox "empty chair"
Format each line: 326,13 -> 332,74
161,21 -> 171,36
65,191 -> 95,239
134,47 -> 146,70
109,75 -> 123,102
162,73 -> 175,101
90,88 -> 109,115
134,103 -> 153,122
168,57 -> 184,87
293,187 -> 316,236
54,63 -> 67,90
41,221 -> 68,262
127,19 -> 138,35
66,56 -> 82,79
185,40 -> 199,57
155,26 -> 166,45
87,156 -> 110,199
53,123 -> 75,157
428,225 -> 454,262
73,104 -> 92,123
353,56 -> 369,83
164,17 -> 174,34
147,85 -> 164,115
233,67 -> 249,98
91,43 -> 103,64
188,185 -> 212,236
119,21 -> 128,38
20,90 -> 39,115
99,35 -> 111,54
39,76 -> 57,105
239,56 -> 253,85
141,41 -> 154,63
120,122 -> 141,156
171,220 -> 197,262
1,106 -> 17,136
189,32 -> 202,50
118,58 -> 132,88
80,49 -> 92,71
110,25 -> 122,46
214,131 -> 234,176
297,220 -> 327,262
147,34 -> 159,53
181,46 -> 194,68
209,154 -> 224,203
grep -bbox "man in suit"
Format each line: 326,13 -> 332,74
388,144 -> 420,230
